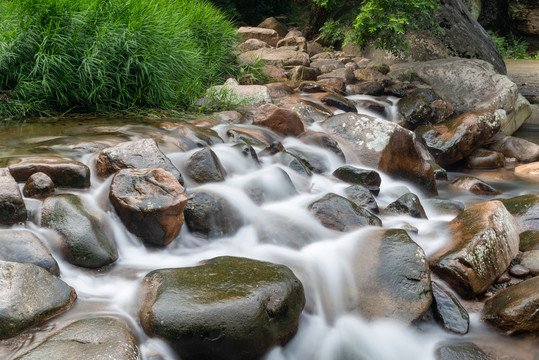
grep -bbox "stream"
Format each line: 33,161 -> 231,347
0,96 -> 538,360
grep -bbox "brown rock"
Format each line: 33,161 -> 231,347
265,82 -> 294,98
253,104 -> 304,136
8,156 -> 90,188
23,172 -> 55,198
110,168 -> 188,246
515,162 -> 539,176
429,201 -> 520,298
430,100 -> 454,124
258,17 -> 288,38
354,69 -> 390,82
346,82 -> 384,96
465,149 -> 505,169
237,48 -> 310,68
0,168 -> 27,225
261,65 -> 288,81
277,36 -> 307,52
239,38 -> 270,52
520,250 -> 539,275
236,27 -> 280,47
317,68 -> 355,84
289,66 -> 318,81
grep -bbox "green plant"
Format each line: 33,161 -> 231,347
0,0 -> 238,119
488,30 -> 536,59
235,56 -> 272,85
319,19 -> 347,45
196,84 -> 247,112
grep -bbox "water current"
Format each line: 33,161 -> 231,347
0,96 -> 538,360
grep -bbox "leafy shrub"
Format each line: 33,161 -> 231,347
0,0 -> 237,118
488,30 -> 538,59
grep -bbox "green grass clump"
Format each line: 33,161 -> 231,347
0,0 -> 238,118
488,30 -> 539,60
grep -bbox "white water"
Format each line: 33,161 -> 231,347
1,98 -> 538,360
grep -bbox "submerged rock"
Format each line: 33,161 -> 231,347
450,175 -> 501,195
424,199 -> 465,216
344,184 -> 379,214
41,194 -> 118,268
332,165 -> 381,195
435,341 -> 493,360
482,276 -> 539,334
0,261 -> 76,340
23,172 -> 55,198
8,156 -> 90,188
429,201 -> 520,298
110,168 -> 188,246
15,317 -> 140,360
254,212 -> 322,249
349,229 -> 432,323
243,167 -> 297,205
385,193 -> 428,219
431,282 -> 469,335
297,131 -> 345,162
0,168 -> 27,225
139,256 -> 305,360
185,147 -> 227,184
0,230 -> 59,276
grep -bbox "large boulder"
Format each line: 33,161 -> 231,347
348,229 -> 432,323
208,78 -> 272,108
139,256 -> 305,360
389,59 -> 531,135
0,168 -> 27,225
41,194 -> 118,268
8,156 -> 90,188
185,147 -> 227,184
15,317 -> 140,360
236,27 -> 280,47
110,168 -> 188,246
258,17 -> 288,38
96,138 -> 183,184
320,113 -> 437,195
507,0 -> 539,44
0,261 -> 76,340
498,193 -> 539,232
237,48 -> 310,68
482,276 -> 539,334
0,230 -> 59,276
487,134 -> 539,163
429,201 -> 520,298
253,104 -> 305,137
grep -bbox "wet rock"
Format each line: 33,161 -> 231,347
428,160 -> 448,180
520,250 -> 539,275
346,82 -> 384,96
280,152 -> 312,177
498,193 -> 539,232
416,110 -> 504,167
344,184 -> 379,214
184,191 -> 244,238
450,176 -> 501,195
237,48 -> 310,68
308,193 -> 381,232
464,148 -> 505,169
397,93 -> 432,130
317,68 -> 355,84
0,260 -> 76,340
431,282 -> 469,334
297,131 -> 345,162
277,36 -> 307,52
515,162 -> 539,176
243,167 -> 297,205
430,100 -> 454,124
0,230 -> 59,276
0,168 -> 27,225
354,100 -> 387,117
321,113 -> 437,196
185,147 -> 227,184
429,201 -> 520,298
313,92 -> 357,113
385,193 -> 428,219
435,342 -> 492,360
349,229 -> 432,323
236,27 -> 280,47
487,134 -> 539,163
482,276 -> 539,334
226,126 -> 281,147
254,212 -> 321,249
232,143 -> 260,165
172,123 -> 224,151
16,317 -> 140,360
110,168 -> 188,246
509,264 -> 530,277
353,69 -> 389,82
22,172 -> 54,198
520,230 -> 539,251
289,66 -> 318,81
424,199 -> 465,216
96,138 -> 183,185
8,156 -> 90,188
139,256 -> 305,360
298,81 -> 337,94
41,194 -> 118,268
253,104 -> 304,137
286,147 -> 331,174
332,165 -> 381,195
258,17 -> 288,38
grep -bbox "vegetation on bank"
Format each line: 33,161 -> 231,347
488,31 -> 539,60
0,0 -> 237,118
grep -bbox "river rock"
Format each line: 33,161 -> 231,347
486,134 -> 539,163
41,194 -> 118,268
347,82 -> 384,96
520,230 -> 539,251
515,162 -> 539,176
349,229 -> 432,323
353,69 -> 389,82
509,264 -> 530,277
185,147 -> 227,184
236,27 -> 280,47
209,78 -> 272,107
416,110 -> 504,167
482,276 -> 539,334
321,113 -> 437,195
96,138 -> 184,185
15,317 -> 140,360
344,184 -> 379,214
450,175 -> 501,195
23,172 -> 55,198
430,100 -> 454,124
498,193 -> 539,232
258,17 -> 288,38
110,168 -> 188,246
435,342 -> 492,360
366,61 -> 390,75
254,212 -> 322,249
429,201 -> 520,298
431,282 -> 469,335
8,156 -> 90,188
332,166 -> 381,195
308,193 -> 382,232
243,167 -> 297,205
226,126 -> 281,147
312,92 -> 357,113
385,193 -> 428,219
237,48 -> 310,67
139,256 -> 305,360
232,143 -> 260,165
0,261 -> 76,339
240,38 -> 270,52
520,250 -> 539,276
172,123 -> 224,151
0,230 -> 59,276
310,59 -> 345,74
464,148 -> 505,169
0,168 -> 27,225
424,199 -> 465,216
184,191 -> 244,238
286,147 -> 331,174
289,66 -> 318,81
297,131 -> 345,162
317,68 -> 355,84
253,104 -> 304,137
280,151 -> 313,177
397,93 -> 432,130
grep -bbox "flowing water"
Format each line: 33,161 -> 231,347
0,98 -> 538,360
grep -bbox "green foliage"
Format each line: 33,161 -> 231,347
234,56 -> 272,85
0,0 -> 237,119
319,19 -> 347,45
488,30 -> 539,60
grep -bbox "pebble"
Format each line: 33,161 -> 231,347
509,264 -> 530,277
